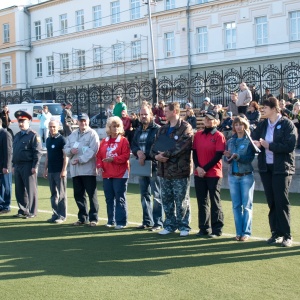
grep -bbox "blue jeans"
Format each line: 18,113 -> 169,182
139,171 -> 163,227
0,173 -> 12,211
228,173 -> 255,237
103,178 -> 128,226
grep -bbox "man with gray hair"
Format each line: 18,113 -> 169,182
43,119 -> 68,223
237,82 -> 252,114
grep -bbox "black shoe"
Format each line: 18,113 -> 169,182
267,232 -> 283,244
13,213 -> 25,218
0,209 -> 11,214
47,218 -> 57,223
149,226 -> 162,232
23,214 -> 36,219
136,225 -> 152,230
196,231 -> 209,237
208,233 -> 222,238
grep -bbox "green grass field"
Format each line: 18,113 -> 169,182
1,178 -> 300,300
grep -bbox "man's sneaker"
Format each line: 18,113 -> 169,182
13,213 -> 24,218
115,225 -> 126,229
158,229 -> 172,235
282,237 -> 293,247
267,233 -> 283,244
105,223 -> 115,228
149,226 -> 162,232
54,218 -> 65,224
0,209 -> 10,214
23,214 -> 36,219
208,233 -> 222,238
180,230 -> 189,237
196,231 -> 209,237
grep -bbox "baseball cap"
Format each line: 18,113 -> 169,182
77,113 -> 89,121
186,103 -> 192,108
204,97 -> 210,102
205,111 -> 219,120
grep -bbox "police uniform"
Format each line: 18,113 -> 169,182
12,110 -> 42,218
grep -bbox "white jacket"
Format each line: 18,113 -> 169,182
64,127 -> 99,177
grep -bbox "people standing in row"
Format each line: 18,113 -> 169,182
12,110 -> 42,219
131,103 -> 163,231
96,117 -> 130,229
224,116 -> 255,241
0,119 -> 12,214
43,120 -> 68,223
64,113 -> 99,226
193,111 -> 226,238
151,102 -> 193,237
0,105 -> 13,138
252,97 -> 296,247
37,105 -> 52,150
237,82 -> 252,114
63,101 -> 75,137
113,95 -> 127,118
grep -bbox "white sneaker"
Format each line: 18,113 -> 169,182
158,229 -> 172,235
115,225 -> 126,229
105,224 -> 114,228
180,230 -> 189,237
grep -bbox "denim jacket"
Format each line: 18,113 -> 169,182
225,134 -> 255,174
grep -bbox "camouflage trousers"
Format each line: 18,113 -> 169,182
159,177 -> 191,232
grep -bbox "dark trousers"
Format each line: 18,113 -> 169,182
14,163 -> 38,215
194,176 -> 224,234
259,164 -> 292,238
72,176 -> 99,223
0,172 -> 12,210
238,106 -> 248,115
48,172 -> 67,220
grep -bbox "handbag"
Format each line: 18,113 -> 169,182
130,158 -> 152,177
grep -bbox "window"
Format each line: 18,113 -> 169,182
225,22 -> 236,49
45,18 -> 53,38
165,32 -> 175,57
166,0 -> 175,10
93,47 -> 102,67
76,10 -> 84,32
3,24 -> 10,43
60,53 -> 69,72
93,5 -> 102,28
197,26 -> 208,53
34,21 -> 41,41
36,58 -> 42,77
256,17 -> 268,45
198,0 -> 208,3
60,14 -> 68,35
290,11 -> 300,41
113,43 -> 124,62
111,1 -> 120,24
2,62 -> 11,85
131,0 -> 140,20
131,40 -> 141,60
76,50 -> 85,70
47,56 -> 54,76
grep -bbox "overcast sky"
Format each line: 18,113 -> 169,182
0,0 -> 47,10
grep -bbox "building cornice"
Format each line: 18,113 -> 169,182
28,0 -> 70,11
0,45 -> 30,55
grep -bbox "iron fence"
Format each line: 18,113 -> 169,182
1,61 -> 300,128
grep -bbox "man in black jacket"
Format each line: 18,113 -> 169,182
0,119 -> 12,214
131,102 -> 163,231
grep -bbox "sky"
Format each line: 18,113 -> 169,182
0,0 -> 46,10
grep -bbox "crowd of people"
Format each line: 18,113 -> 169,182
0,85 -> 298,248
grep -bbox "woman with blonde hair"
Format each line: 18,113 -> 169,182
96,116 -> 131,229
184,108 -> 197,129
224,115 -> 255,241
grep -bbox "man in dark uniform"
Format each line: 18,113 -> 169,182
0,119 -> 12,214
63,101 -> 75,137
12,110 -> 42,219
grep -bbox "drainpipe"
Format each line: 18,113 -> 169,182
23,7 -> 31,90
186,0 -> 191,79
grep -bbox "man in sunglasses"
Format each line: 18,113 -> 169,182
12,110 -> 42,219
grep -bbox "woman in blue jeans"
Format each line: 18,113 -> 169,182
224,115 -> 255,241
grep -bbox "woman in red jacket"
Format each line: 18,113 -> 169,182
96,116 -> 131,229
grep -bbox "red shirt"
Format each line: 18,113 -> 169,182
193,129 -> 226,177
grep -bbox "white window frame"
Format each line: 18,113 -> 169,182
290,11 -> 300,41
3,24 -> 10,43
76,10 -> 85,32
113,43 -> 124,63
197,26 -> 208,53
225,22 -> 236,50
2,62 -> 11,85
166,0 -> 175,10
60,53 -> 69,73
34,21 -> 41,41
93,47 -> 102,67
60,14 -> 68,35
93,5 -> 102,28
255,16 -> 268,45
165,32 -> 175,57
45,18 -> 53,38
76,50 -> 85,70
111,1 -> 120,24
131,0 -> 140,20
36,58 -> 43,78
131,40 -> 141,60
47,56 -> 54,76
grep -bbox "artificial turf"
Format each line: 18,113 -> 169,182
0,178 -> 300,299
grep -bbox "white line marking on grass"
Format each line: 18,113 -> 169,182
10,206 -> 300,245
